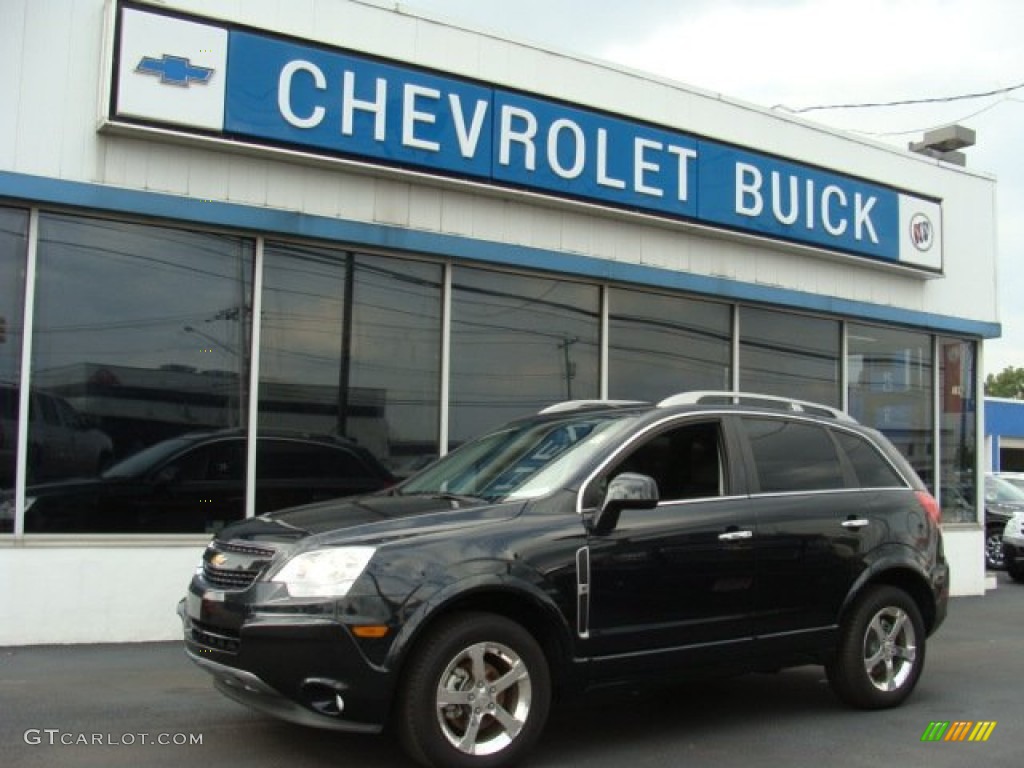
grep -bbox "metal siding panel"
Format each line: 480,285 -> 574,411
187,150 -> 231,202
144,144 -> 190,195
299,166 -> 343,220
335,172 -> 376,222
58,0 -> 104,181
408,185 -> 443,232
15,0 -> 73,177
226,154 -> 270,207
0,0 -> 27,172
265,164 -> 307,212
373,178 -> 412,227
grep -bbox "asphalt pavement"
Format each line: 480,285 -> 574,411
2,572 -> 1021,768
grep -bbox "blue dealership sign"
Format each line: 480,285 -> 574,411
110,2 -> 942,273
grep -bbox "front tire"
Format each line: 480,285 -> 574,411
1007,562 -> 1024,583
826,586 -> 926,709
397,612 -> 551,768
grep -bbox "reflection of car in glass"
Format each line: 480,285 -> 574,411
0,384 -> 19,488
983,473 -> 1024,570
4,430 -> 395,534
180,392 -> 948,768
0,384 -> 114,488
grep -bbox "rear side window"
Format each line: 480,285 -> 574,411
832,430 -> 906,488
257,440 -> 369,480
0,387 -> 17,417
742,417 -> 844,493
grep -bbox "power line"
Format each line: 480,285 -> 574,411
776,79 -> 1024,114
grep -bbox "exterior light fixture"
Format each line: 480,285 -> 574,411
909,125 -> 976,167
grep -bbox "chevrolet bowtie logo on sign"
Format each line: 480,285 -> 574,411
921,721 -> 997,742
135,55 -> 214,87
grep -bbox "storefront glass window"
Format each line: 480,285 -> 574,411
938,338 -> 977,524
449,267 -> 600,447
26,214 -> 254,533
740,307 -> 841,407
608,288 -> 731,402
260,243 -> 442,479
0,208 -> 29,517
847,324 -> 934,489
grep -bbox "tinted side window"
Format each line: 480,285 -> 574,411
167,441 -> 244,483
832,430 -> 905,488
606,421 -> 723,503
743,418 -> 844,493
257,440 -> 368,480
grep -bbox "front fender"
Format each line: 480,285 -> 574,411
384,565 -> 576,676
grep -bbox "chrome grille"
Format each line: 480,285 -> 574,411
203,563 -> 262,590
217,540 -> 277,557
201,539 -> 277,590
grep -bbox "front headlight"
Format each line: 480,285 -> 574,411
272,546 -> 376,598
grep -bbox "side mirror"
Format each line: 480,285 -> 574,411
154,465 -> 181,487
591,472 -> 659,534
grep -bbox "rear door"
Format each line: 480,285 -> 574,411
736,416 -> 899,644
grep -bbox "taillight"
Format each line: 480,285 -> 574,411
916,490 -> 941,525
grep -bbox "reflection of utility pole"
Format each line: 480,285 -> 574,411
337,255 -> 355,437
184,324 -> 241,427
184,325 -> 237,357
558,336 -> 578,400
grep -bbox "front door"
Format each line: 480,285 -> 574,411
582,418 -> 756,678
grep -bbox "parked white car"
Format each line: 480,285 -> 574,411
1003,510 -> 1024,583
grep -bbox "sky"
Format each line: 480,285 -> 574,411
389,0 -> 1024,377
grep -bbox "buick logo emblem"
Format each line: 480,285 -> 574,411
909,213 -> 934,252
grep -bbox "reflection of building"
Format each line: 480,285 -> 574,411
33,362 -> 390,459
0,0 -> 999,643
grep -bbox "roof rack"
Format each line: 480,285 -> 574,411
538,399 -> 649,415
657,391 -> 855,422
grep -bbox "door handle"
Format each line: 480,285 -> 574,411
842,518 -> 870,529
719,529 -> 753,541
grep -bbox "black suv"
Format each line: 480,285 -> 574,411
180,392 -> 948,768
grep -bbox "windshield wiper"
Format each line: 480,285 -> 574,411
398,491 -> 491,505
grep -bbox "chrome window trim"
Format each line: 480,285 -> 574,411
575,408 -> 913,516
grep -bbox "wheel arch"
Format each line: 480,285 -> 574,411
387,579 -> 578,703
843,564 -> 939,635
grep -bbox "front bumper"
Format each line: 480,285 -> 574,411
178,594 -> 393,733
931,559 -> 950,634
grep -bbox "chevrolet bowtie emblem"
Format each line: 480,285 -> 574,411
135,54 -> 214,87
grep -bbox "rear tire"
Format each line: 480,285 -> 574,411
1007,563 -> 1024,583
826,586 -> 926,709
396,612 -> 551,768
985,526 -> 1006,570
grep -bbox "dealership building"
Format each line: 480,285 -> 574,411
0,0 -> 1001,644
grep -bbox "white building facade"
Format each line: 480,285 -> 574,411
0,0 -> 1000,644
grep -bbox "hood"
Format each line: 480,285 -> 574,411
24,477 -> 112,497
217,492 -> 524,546
986,499 -> 1024,520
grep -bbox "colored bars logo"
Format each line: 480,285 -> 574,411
921,721 -> 997,742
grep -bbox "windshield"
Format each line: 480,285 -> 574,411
400,413 -> 639,502
985,474 -> 1024,503
101,436 -> 196,479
